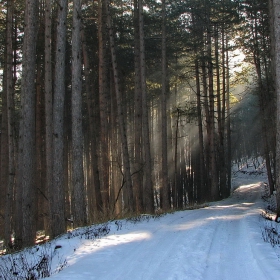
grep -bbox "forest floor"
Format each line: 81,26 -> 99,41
1,160 -> 280,279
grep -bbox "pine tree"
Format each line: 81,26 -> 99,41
19,0 -> 38,247
50,0 -> 68,238
274,0 -> 280,220
72,0 -> 87,227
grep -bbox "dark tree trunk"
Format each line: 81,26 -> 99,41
50,0 -> 68,238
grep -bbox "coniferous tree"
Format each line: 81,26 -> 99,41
72,0 -> 87,227
133,0 -> 144,214
18,0 -> 38,247
50,0 -> 68,238
105,0 -> 134,213
139,0 -> 154,213
274,0 -> 280,220
2,0 -> 15,248
161,0 -> 169,211
44,0 -> 53,235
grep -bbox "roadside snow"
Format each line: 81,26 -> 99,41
48,168 -> 280,279
1,161 -> 280,279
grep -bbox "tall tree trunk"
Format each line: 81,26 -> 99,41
3,0 -> 15,248
50,0 -> 68,238
139,0 -> 154,213
201,58 -> 210,195
35,54 -> 44,230
249,13 -> 274,195
71,0 -> 87,227
110,81 -> 122,216
161,0 -> 169,211
273,0 -> 280,220
133,0 -> 144,214
19,0 -> 38,247
44,0 -> 52,235
195,57 -> 206,203
81,28 -> 103,219
98,0 -> 110,213
173,109 -> 180,208
254,46 -> 274,196
207,23 -> 218,201
105,0 -> 134,213
0,62 -> 7,243
225,36 -> 231,196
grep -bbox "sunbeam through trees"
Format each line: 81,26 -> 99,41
0,0 -> 277,251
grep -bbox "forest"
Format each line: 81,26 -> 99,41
0,0 -> 276,251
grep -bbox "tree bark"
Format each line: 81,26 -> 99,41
133,0 -> 144,214
195,57 -> 206,203
226,36 -> 231,196
81,28 -> 103,219
207,22 -> 218,201
161,0 -> 169,211
273,0 -> 280,219
50,0 -> 68,238
44,0 -> 52,235
98,0 -> 110,213
71,0 -> 87,227
3,0 -> 15,248
19,0 -> 38,247
139,0 -> 154,213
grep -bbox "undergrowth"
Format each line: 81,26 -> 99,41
0,207 -> 208,279
261,221 -> 280,247
0,245 -> 67,280
260,183 -> 280,248
0,212 -> 167,279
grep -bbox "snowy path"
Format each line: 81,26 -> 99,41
48,181 -> 280,280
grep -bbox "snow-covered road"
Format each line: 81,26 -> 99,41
48,179 -> 280,280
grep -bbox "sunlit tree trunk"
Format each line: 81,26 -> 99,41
195,57 -> 206,202
207,21 -> 218,201
201,57 -> 210,197
173,108 -> 180,208
215,23 -> 227,198
71,0 -> 87,227
161,0 -> 169,211
225,36 -> 231,196
50,0 -> 68,238
105,0 -> 134,212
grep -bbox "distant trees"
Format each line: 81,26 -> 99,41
0,0 -> 275,250
238,0 -> 275,195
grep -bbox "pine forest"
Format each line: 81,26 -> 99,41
0,0 -> 278,251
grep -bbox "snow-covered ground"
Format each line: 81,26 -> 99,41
1,160 -> 280,279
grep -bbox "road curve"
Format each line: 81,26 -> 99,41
49,182 -> 280,280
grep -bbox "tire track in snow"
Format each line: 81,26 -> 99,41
49,182 -> 280,280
